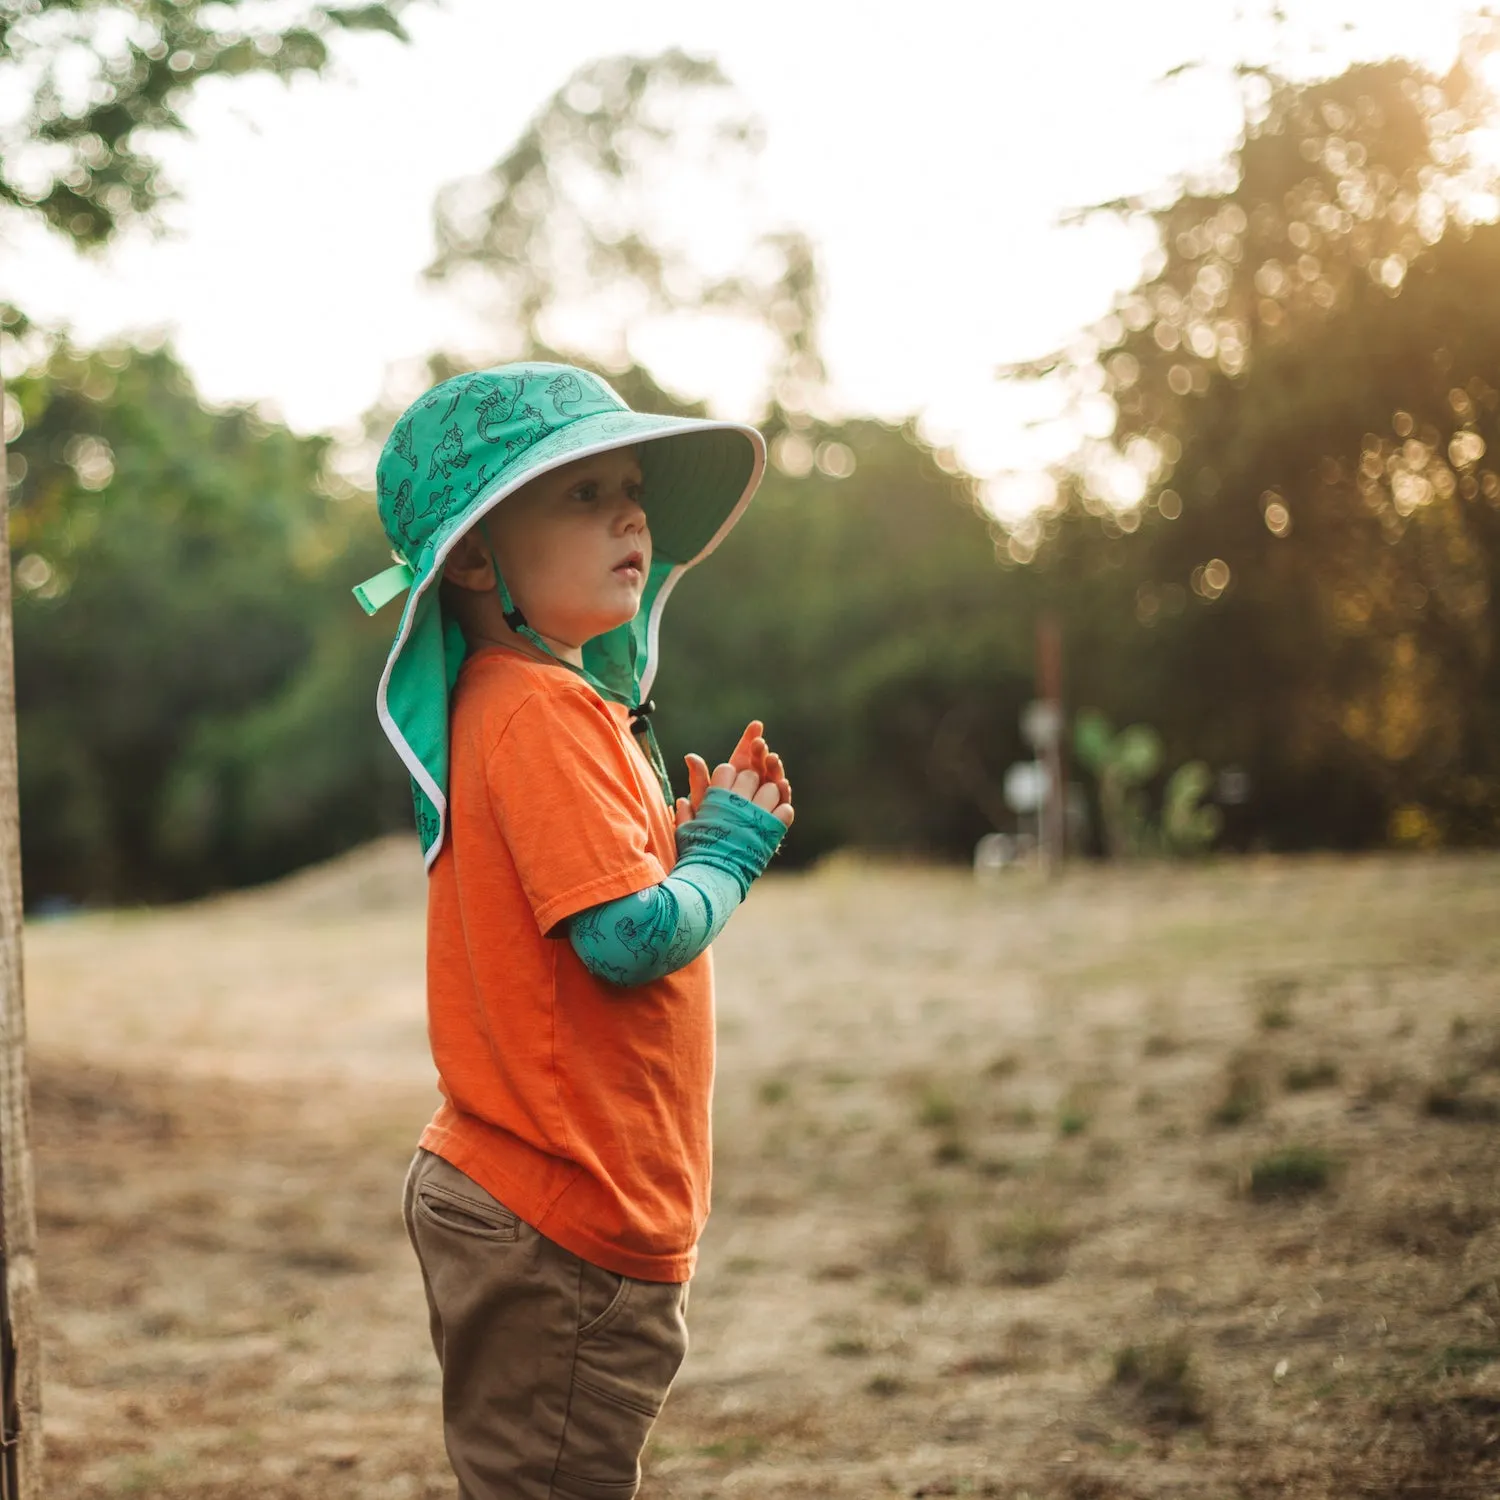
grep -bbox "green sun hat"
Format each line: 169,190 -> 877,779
354,362 -> 766,867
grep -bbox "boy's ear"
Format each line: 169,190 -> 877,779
441,530 -> 495,592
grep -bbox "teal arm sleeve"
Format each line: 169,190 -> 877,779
569,787 -> 786,986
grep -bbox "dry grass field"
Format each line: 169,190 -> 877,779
26,844 -> 1500,1498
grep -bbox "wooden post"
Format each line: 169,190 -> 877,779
0,355 -> 41,1499
1036,616 -> 1066,872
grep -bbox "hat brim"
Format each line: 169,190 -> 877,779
416,410 -> 764,572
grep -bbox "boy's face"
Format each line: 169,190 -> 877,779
473,447 -> 652,647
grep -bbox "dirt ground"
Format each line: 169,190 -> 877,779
25,844 -> 1500,1498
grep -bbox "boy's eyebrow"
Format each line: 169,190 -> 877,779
561,464 -> 644,485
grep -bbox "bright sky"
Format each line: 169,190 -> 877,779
0,0 -> 1485,514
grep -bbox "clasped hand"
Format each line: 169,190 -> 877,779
674,719 -> 794,830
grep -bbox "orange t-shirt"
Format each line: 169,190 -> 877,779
418,647 -> 714,1282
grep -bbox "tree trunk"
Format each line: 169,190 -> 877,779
0,356 -> 41,1499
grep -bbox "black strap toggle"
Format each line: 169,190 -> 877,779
629,699 -> 656,729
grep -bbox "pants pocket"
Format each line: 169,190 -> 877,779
409,1152 -> 521,1242
553,1279 -> 688,1499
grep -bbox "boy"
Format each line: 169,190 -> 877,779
353,362 -> 793,1498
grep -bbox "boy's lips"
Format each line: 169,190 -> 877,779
613,550 -> 644,579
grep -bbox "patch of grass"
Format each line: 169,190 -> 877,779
111,1454 -> 187,1496
1058,1105 -> 1089,1137
932,1136 -> 969,1165
984,1052 -> 1022,1079
1473,1029 -> 1500,1072
1431,1344 -> 1500,1377
1210,1051 -> 1266,1128
696,1434 -> 767,1461
865,1372 -> 906,1398
1142,1032 -> 1178,1058
1284,1059 -> 1340,1092
279,1243 -> 369,1275
974,1155 -> 1013,1179
914,1215 -> 963,1284
1378,1197 -> 1494,1255
824,1335 -> 871,1358
1112,1335 -> 1207,1427
1136,1087 -> 1162,1114
875,1277 -> 927,1305
757,1077 -> 790,1106
1248,1145 -> 1335,1201
1361,1069 -> 1405,1105
917,1086 -> 960,1130
987,1210 -> 1072,1286
1253,975 -> 1300,1030
945,1319 -> 1053,1377
811,1260 -> 862,1281
1002,1103 -> 1039,1128
1424,1075 -> 1500,1122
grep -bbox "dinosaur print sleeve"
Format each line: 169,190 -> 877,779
568,863 -> 739,986
568,787 -> 787,987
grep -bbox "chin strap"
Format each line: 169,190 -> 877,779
481,524 -> 546,645
627,698 -> 672,806
480,527 -> 675,809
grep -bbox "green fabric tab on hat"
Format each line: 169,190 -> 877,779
353,561 -> 416,615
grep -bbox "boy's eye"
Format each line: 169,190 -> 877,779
626,483 -> 644,504
570,482 -> 599,503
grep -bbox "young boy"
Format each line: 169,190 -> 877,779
353,362 -> 793,1498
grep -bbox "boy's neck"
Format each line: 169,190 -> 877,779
448,582 -> 585,668
465,616 -> 584,670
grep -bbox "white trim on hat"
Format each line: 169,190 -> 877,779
637,429 -> 767,702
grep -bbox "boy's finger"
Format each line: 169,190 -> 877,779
710,762 -> 737,790
730,768 -> 761,801
729,721 -> 765,772
752,782 -> 780,811
684,754 -> 711,810
773,802 -> 795,829
674,797 -> 692,828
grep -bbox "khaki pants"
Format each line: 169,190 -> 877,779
402,1149 -> 689,1499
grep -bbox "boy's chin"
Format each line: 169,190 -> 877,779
582,603 -> 642,640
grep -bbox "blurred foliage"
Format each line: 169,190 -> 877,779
0,0 -> 421,247
424,49 -> 824,418
1073,710 -> 1164,858
6,326 -> 408,902
1014,33 -> 1500,848
4,315 -> 1011,902
1162,762 -> 1223,856
655,415 -> 1030,862
15,40 -> 1500,902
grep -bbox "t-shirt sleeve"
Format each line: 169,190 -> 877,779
487,686 -> 667,935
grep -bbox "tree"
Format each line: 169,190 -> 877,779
424,48 -> 824,420
7,326 -> 406,903
1014,30 -> 1500,847
1,0 -> 418,247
